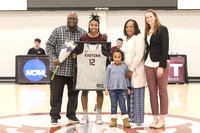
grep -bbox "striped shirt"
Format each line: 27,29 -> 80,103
45,25 -> 87,77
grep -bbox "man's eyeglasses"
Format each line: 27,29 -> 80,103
67,18 -> 78,21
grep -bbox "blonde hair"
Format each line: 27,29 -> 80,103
144,9 -> 161,37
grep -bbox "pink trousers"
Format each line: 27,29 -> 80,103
145,62 -> 170,115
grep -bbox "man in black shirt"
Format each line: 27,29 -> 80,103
27,38 -> 46,55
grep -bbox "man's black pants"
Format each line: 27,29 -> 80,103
49,72 -> 79,120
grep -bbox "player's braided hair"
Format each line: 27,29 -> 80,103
89,13 -> 100,24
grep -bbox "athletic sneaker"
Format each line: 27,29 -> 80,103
80,115 -> 89,124
95,115 -> 103,124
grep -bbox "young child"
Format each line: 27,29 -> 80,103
105,49 -> 131,128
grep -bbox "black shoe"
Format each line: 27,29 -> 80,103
51,118 -> 58,125
68,116 -> 79,122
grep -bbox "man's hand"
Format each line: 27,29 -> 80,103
53,59 -> 61,66
72,53 -> 76,59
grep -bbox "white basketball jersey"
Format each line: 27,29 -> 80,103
76,44 -> 107,90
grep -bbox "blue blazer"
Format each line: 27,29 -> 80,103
144,25 -> 170,68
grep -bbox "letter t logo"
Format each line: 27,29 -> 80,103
170,64 -> 183,76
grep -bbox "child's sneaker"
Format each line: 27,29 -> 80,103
95,115 -> 103,124
80,115 -> 89,124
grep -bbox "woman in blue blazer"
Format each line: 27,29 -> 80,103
144,9 -> 170,129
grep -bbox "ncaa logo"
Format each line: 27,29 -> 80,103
23,59 -> 47,82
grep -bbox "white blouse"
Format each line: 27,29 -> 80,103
144,34 -> 159,67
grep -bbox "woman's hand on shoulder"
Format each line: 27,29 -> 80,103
102,33 -> 108,40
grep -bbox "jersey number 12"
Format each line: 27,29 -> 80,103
89,59 -> 95,66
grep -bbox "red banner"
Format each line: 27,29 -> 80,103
168,56 -> 186,83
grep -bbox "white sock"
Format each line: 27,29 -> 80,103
97,109 -> 101,116
83,109 -> 88,116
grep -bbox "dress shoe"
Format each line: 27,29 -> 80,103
149,121 -> 158,128
51,118 -> 58,125
154,121 -> 165,128
68,116 -> 79,123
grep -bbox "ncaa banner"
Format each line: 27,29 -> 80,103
23,59 -> 47,82
15,55 -> 50,84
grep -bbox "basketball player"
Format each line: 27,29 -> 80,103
77,14 -> 107,124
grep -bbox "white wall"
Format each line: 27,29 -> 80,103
0,10 -> 200,77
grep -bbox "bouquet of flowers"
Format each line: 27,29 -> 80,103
51,40 -> 77,80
